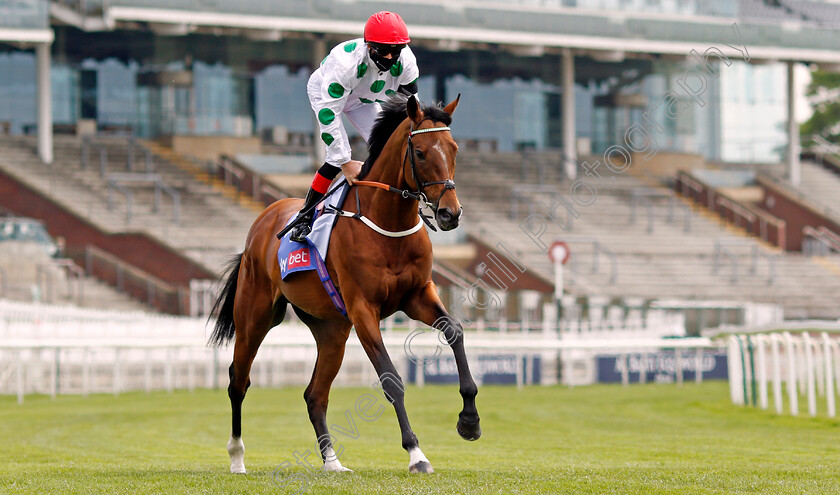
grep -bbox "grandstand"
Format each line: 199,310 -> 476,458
0,0 -> 838,331
455,150 -> 840,319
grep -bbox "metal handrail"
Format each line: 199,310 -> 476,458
519,148 -> 547,184
561,236 -> 618,284
36,259 -> 85,305
509,184 -> 575,230
84,245 -> 184,313
630,188 -> 692,234
679,172 -> 782,246
81,138 -> 109,178
107,173 -> 181,223
818,226 -> 840,248
803,226 -> 840,256
218,156 -> 246,192
210,155 -> 291,206
677,173 -> 705,197
712,244 -> 739,284
713,239 -> 776,285
715,196 -> 757,232
127,138 -> 154,174
432,262 -> 472,289
106,179 -> 134,223
260,183 -> 286,204
155,181 -> 181,223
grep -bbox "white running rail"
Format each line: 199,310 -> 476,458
728,332 -> 840,417
0,299 -> 719,403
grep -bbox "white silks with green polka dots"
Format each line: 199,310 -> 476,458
306,38 -> 419,168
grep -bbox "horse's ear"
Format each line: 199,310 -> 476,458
443,93 -> 461,116
406,94 -> 424,124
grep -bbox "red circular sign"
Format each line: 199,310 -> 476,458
548,241 -> 571,265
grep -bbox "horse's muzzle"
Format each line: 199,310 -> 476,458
436,207 -> 462,231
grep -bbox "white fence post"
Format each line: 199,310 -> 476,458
783,332 -> 798,416
770,333 -> 783,415
113,348 -> 121,396
144,349 -> 152,393
16,357 -> 24,405
695,348 -> 703,384
728,335 -> 744,406
803,333 -> 817,417
822,333 -> 836,418
82,348 -> 91,397
50,347 -> 59,399
756,335 -> 768,410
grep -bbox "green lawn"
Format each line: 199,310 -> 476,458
1,382 -> 839,494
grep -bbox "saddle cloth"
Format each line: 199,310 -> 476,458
276,180 -> 351,315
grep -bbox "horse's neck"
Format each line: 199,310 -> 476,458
358,125 -> 418,230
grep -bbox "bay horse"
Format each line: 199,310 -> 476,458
208,93 -> 481,475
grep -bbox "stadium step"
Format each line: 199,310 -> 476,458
139,140 -> 266,214
456,149 -> 840,319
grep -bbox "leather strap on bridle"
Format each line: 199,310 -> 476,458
351,123 -> 456,232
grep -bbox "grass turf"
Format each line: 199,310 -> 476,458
1,382 -> 839,494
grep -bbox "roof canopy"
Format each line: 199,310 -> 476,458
51,0 -> 840,64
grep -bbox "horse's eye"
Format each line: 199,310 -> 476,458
415,149 -> 424,160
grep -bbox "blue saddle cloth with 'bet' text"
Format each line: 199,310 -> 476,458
276,181 -> 350,315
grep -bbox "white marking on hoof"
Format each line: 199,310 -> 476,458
322,447 -> 353,472
227,435 -> 246,474
408,447 -> 434,474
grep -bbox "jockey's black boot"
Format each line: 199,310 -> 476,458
289,188 -> 326,242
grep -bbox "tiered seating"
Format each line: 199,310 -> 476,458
0,135 -> 261,274
0,241 -> 151,311
455,150 -> 840,319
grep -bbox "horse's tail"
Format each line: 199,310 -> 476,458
208,253 -> 243,347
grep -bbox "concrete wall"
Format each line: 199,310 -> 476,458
634,151 -> 706,177
757,175 -> 840,252
170,135 -> 262,161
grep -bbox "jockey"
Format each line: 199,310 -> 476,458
289,11 -> 420,242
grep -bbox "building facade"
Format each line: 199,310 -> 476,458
2,0 -> 840,167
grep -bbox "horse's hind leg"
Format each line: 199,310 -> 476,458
227,287 -> 284,474
295,308 -> 352,472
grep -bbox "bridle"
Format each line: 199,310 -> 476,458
353,121 -> 457,231
403,122 -> 457,212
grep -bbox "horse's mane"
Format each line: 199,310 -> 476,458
358,93 -> 453,180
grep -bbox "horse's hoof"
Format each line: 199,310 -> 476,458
323,463 -> 353,473
409,461 -> 434,474
457,419 -> 481,441
227,436 -> 246,473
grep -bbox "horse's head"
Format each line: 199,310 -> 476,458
405,94 -> 462,231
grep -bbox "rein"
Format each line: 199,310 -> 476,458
275,124 -> 456,241
351,124 -> 455,234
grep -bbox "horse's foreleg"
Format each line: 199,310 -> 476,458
296,312 -> 353,472
350,304 -> 433,474
227,278 -> 275,474
403,282 -> 481,441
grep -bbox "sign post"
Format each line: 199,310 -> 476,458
548,241 -> 571,319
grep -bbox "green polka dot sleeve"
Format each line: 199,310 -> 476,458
313,43 -> 362,166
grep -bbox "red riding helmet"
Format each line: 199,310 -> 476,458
364,11 -> 410,44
